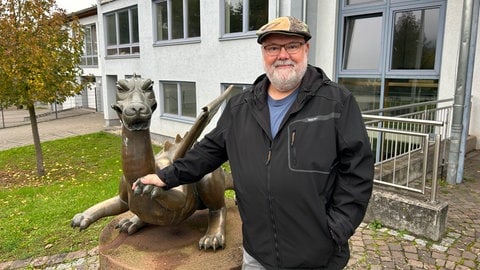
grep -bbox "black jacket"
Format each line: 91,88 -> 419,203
159,65 -> 374,269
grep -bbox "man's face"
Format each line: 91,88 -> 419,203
261,34 -> 310,92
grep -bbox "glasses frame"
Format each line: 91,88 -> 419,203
262,41 -> 306,56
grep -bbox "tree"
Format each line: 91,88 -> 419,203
0,0 -> 84,176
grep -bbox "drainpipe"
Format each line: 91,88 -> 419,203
302,0 -> 307,21
447,0 -> 475,184
276,0 -> 279,17
456,0 -> 479,183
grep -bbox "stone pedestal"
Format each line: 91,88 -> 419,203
364,187 -> 449,241
99,199 -> 243,270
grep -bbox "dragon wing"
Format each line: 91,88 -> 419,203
172,85 -> 235,160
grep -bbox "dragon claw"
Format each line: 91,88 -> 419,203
71,213 -> 92,231
198,234 -> 225,251
116,215 -> 146,235
150,186 -> 161,199
142,184 -> 153,194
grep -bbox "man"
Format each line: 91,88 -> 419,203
134,16 -> 374,269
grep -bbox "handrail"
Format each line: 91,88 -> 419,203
363,98 -> 453,115
363,114 -> 444,126
364,112 -> 446,202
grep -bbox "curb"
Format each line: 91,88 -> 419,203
0,248 -> 99,270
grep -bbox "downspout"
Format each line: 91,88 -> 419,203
456,0 -> 479,183
302,0 -> 307,21
276,0 -> 279,17
446,0 -> 475,184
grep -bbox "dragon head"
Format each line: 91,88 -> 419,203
111,76 -> 157,131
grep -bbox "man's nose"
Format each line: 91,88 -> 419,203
277,46 -> 290,59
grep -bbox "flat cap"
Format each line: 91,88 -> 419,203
256,16 -> 311,44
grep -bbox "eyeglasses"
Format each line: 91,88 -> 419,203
263,42 -> 305,56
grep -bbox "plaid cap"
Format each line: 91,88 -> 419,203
256,16 -> 311,44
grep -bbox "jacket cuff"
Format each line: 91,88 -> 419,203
156,165 -> 180,190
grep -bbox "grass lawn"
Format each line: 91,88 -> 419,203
0,132 -> 160,262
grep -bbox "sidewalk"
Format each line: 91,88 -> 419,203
0,108 -> 109,151
0,109 -> 479,269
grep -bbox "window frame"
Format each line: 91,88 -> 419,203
80,24 -> 98,67
153,0 -> 201,46
220,0 -> 268,40
336,0 -> 447,112
339,11 -> 386,75
338,0 -> 446,78
104,6 -> 140,57
159,81 -> 197,123
386,4 -> 445,76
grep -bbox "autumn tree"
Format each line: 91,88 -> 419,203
0,0 -> 84,176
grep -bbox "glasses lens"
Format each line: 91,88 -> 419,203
286,43 -> 301,53
264,42 -> 304,56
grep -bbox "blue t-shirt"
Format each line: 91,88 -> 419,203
268,89 -> 299,138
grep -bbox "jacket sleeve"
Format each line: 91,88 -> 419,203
157,102 -> 231,189
327,93 -> 374,247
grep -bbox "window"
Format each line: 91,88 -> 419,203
222,83 -> 251,101
391,8 -> 440,70
81,24 -> 98,66
338,0 -> 445,111
154,0 -> 200,42
222,0 -> 268,36
105,6 -> 139,56
336,78 -> 381,111
160,81 -> 197,119
342,14 -> 382,70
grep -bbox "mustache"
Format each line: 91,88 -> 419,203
273,60 -> 296,67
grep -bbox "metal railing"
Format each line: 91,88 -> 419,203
362,99 -> 453,202
0,102 -> 89,129
363,98 -> 453,141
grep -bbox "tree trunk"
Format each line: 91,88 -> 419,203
27,104 -> 45,176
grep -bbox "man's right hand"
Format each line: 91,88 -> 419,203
132,174 -> 167,198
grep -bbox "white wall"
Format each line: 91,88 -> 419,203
439,1 -> 462,101
311,0 -> 337,78
98,0 -> 264,138
441,0 -> 480,148
470,18 -> 480,148
94,0 -> 480,148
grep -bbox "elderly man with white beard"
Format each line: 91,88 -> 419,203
135,16 -> 374,270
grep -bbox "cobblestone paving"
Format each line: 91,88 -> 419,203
346,150 -> 480,270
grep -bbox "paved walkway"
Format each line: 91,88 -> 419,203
0,108 -> 108,151
0,108 -> 479,269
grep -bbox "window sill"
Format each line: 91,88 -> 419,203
105,54 -> 140,60
219,32 -> 257,42
160,114 -> 196,124
153,38 -> 201,47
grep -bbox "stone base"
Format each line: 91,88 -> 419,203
99,199 -> 243,270
364,188 -> 449,241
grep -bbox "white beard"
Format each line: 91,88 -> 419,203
264,57 -> 308,92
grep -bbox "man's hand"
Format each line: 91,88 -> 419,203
132,174 -> 167,198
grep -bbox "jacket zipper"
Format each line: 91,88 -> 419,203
290,129 -> 297,165
265,144 -> 280,267
265,148 -> 272,165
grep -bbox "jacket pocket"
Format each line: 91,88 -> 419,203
287,115 -> 338,174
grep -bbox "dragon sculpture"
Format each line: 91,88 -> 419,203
71,76 -> 234,251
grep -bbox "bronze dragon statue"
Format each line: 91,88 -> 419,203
71,76 -> 234,250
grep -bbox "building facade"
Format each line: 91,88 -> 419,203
74,6 -> 103,112
75,0 -> 480,148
